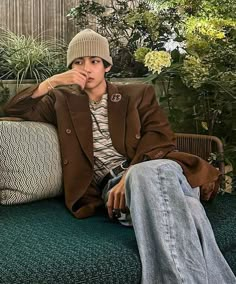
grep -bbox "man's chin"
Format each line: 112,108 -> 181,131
85,81 -> 95,88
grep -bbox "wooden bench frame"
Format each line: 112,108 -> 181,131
176,133 -> 225,175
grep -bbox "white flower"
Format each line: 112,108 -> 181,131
144,51 -> 172,74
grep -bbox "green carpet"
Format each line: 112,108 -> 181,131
0,194 -> 235,283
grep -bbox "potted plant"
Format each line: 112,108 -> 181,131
0,28 -> 67,98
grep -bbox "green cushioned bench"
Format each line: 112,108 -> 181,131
0,197 -> 141,284
203,193 -> 236,274
0,194 -> 235,284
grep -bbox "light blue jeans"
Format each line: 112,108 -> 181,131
104,159 -> 236,284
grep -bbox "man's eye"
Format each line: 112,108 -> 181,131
74,61 -> 82,65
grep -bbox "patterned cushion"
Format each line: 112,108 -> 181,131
0,121 -> 63,204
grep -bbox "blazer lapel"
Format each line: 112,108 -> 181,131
65,82 -> 129,164
66,87 -> 94,166
107,82 -> 129,156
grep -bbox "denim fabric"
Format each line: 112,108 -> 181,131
123,159 -> 236,284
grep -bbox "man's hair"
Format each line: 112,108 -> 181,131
102,59 -> 111,68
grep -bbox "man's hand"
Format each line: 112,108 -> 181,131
32,69 -> 88,98
106,175 -> 127,219
50,69 -> 89,90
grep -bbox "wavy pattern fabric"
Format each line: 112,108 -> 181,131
0,121 -> 63,204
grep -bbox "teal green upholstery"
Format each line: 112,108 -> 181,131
203,193 -> 236,274
0,198 -> 141,284
0,194 -> 235,283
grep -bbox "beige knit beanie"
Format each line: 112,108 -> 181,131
67,29 -> 113,68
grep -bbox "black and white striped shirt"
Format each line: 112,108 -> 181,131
89,94 -> 126,184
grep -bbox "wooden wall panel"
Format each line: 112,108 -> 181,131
0,0 -> 93,43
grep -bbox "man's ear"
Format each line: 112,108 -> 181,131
105,65 -> 112,73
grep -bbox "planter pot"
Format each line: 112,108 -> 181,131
2,79 -> 36,98
0,79 -> 36,117
109,77 -> 146,85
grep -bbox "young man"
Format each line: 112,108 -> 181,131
5,29 -> 236,284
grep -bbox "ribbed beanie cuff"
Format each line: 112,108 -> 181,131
67,29 -> 113,67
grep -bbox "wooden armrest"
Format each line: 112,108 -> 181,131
175,133 -> 225,175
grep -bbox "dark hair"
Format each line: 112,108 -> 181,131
69,58 -> 111,69
102,59 -> 111,68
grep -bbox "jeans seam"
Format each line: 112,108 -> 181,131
159,166 -> 185,284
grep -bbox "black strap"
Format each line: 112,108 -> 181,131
99,160 -> 130,189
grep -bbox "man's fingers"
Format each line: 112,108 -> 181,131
106,179 -> 126,219
107,191 -> 114,219
119,192 -> 126,211
70,69 -> 88,80
113,192 -> 122,211
107,192 -> 126,219
55,69 -> 88,89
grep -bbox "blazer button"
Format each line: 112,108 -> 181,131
63,159 -> 69,165
66,128 -> 72,134
135,134 -> 141,139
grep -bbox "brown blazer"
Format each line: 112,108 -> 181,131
4,82 -> 221,218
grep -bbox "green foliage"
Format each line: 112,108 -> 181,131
67,0 -> 146,77
0,28 -> 67,85
141,0 -> 236,172
125,9 -> 160,43
67,0 -> 177,77
67,0 -> 136,50
181,55 -> 211,89
134,47 -> 151,63
148,0 -> 236,18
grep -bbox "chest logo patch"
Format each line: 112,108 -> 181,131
111,93 -> 122,102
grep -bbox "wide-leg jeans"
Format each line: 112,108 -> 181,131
122,159 -> 236,284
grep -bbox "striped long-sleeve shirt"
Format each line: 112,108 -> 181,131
89,93 -> 126,184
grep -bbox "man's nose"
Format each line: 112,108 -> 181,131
83,61 -> 91,72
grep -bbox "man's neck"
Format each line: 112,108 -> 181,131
85,80 -> 107,102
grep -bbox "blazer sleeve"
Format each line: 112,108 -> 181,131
130,84 -> 176,165
128,84 -> 221,199
4,85 -> 57,126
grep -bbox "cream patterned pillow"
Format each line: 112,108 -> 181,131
0,121 -> 63,204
